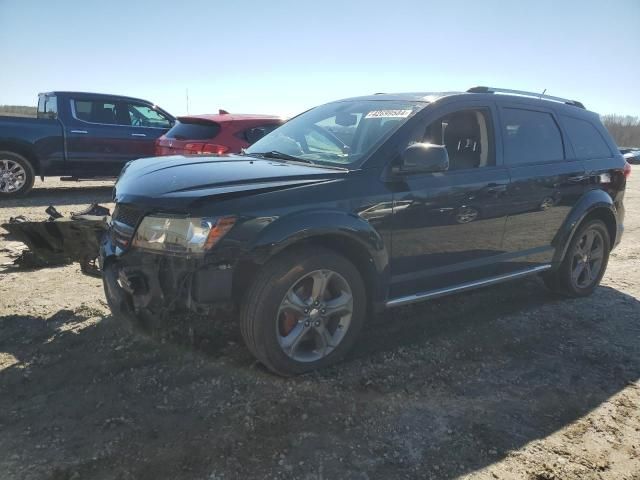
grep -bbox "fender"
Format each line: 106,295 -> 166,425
552,189 -> 617,264
243,209 -> 390,308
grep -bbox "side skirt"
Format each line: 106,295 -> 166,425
385,265 -> 552,308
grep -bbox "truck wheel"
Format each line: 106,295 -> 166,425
240,247 -> 367,376
543,219 -> 610,297
0,151 -> 35,197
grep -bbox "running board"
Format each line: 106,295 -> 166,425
385,265 -> 552,308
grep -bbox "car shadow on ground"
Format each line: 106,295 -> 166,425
0,185 -> 113,209
1,278 -> 638,479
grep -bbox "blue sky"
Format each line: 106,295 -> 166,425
0,0 -> 638,117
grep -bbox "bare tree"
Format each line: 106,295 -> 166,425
601,114 -> 640,148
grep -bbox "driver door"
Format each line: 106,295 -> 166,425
389,103 -> 511,299
119,101 -> 173,163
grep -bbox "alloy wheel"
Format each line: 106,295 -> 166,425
571,228 -> 605,289
276,269 -> 353,362
0,159 -> 27,193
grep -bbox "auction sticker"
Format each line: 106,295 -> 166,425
365,109 -> 413,119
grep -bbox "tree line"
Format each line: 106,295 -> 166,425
601,115 -> 640,148
0,105 -> 37,117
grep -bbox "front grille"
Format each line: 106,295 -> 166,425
113,204 -> 143,228
111,204 -> 143,249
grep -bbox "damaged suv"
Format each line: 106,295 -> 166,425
102,87 -> 628,375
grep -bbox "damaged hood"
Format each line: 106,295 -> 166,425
114,154 -> 347,206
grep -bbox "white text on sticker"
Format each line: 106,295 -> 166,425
365,110 -> 413,119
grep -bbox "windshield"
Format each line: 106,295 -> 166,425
245,100 -> 424,167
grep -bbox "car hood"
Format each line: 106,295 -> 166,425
114,154 -> 347,207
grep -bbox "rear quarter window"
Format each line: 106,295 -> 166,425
561,116 -> 612,159
166,121 -> 220,140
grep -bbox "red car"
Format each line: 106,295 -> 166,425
155,110 -> 284,156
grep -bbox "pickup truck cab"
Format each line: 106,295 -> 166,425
0,91 -> 174,197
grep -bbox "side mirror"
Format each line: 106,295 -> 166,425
398,143 -> 449,174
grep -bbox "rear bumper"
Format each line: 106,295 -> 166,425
100,233 -> 235,320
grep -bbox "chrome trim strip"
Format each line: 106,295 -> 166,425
385,265 -> 552,308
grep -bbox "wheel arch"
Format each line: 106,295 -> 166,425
232,211 -> 389,310
553,190 -> 618,263
0,141 -> 40,176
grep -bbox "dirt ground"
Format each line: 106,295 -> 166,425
1,177 -> 639,480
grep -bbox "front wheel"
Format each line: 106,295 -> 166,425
0,151 -> 35,197
240,247 -> 367,376
543,219 -> 610,297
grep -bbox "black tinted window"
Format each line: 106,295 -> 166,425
166,120 -> 220,140
561,116 -> 611,159
244,124 -> 280,144
502,108 -> 564,164
73,99 -> 120,125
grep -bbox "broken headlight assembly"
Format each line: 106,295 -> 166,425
131,215 -> 236,254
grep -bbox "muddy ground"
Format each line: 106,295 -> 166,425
0,177 -> 639,480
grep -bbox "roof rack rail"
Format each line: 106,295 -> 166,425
467,86 -> 585,109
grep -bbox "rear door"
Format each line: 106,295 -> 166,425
499,104 -> 587,270
65,97 -> 136,176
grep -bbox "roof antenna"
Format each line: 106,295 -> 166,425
540,88 -> 547,98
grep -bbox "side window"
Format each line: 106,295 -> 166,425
125,103 -> 172,128
420,108 -> 495,170
501,108 -> 564,164
561,116 -> 611,159
44,96 -> 57,117
72,99 -> 120,125
37,96 -> 57,119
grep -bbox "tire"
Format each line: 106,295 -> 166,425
543,219 -> 610,297
0,151 -> 35,197
240,247 -> 367,376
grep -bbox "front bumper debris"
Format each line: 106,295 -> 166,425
1,204 -> 110,276
101,231 -> 235,323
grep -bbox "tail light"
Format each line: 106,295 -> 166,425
184,143 -> 229,155
201,143 -> 229,155
624,161 -> 631,179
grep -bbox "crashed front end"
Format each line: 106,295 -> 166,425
100,203 -> 239,328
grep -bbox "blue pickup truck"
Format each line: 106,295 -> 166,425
0,91 -> 175,197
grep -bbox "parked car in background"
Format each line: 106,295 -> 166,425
155,111 -> 284,156
102,86 -> 627,376
0,91 -> 174,197
620,148 -> 640,164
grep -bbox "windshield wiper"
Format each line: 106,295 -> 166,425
250,150 -> 315,165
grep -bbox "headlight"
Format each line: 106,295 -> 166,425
132,215 -> 236,254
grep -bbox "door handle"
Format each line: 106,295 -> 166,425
131,133 -> 147,137
485,183 -> 508,195
70,130 -> 88,134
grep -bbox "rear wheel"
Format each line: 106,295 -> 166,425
0,151 -> 35,197
240,247 -> 366,376
543,219 -> 610,297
